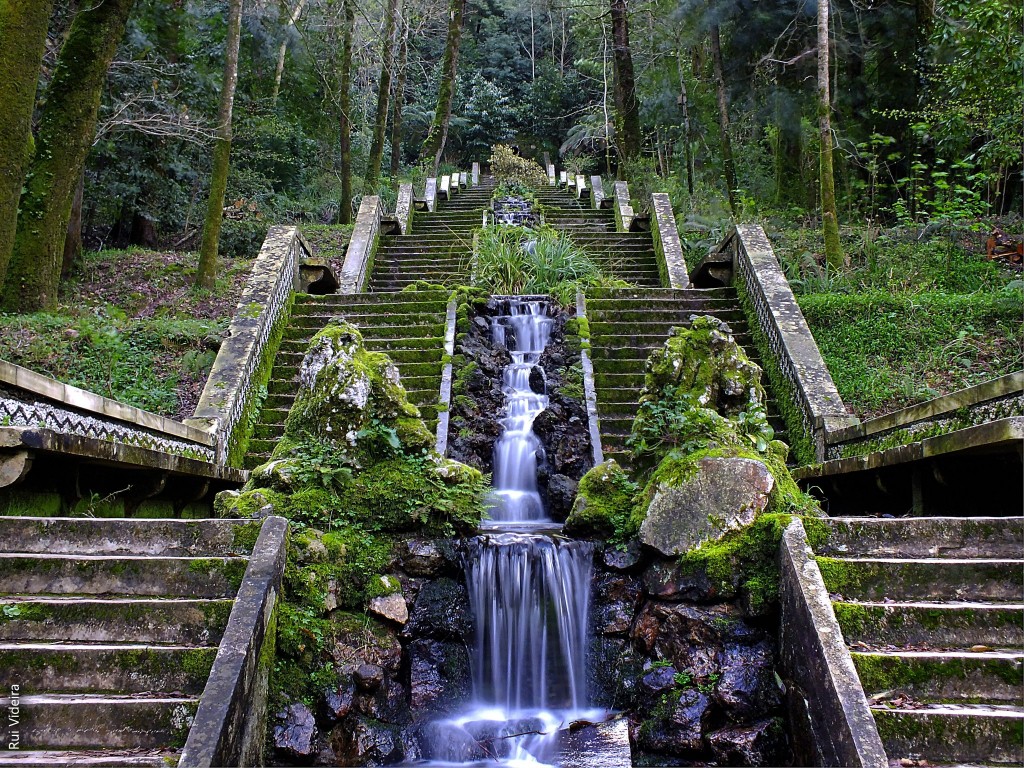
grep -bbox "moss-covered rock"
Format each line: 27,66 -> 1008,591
564,460 -> 638,540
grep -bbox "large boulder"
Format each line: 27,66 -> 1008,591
638,456 -> 774,556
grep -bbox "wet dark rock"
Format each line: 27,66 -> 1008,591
330,715 -> 406,766
529,364 -> 546,393
706,717 -> 788,766
545,473 -> 578,521
634,688 -> 711,756
639,665 -> 677,695
401,538 -> 458,577
463,717 -> 548,760
602,540 -> 644,572
630,602 -> 662,655
587,636 -> 645,710
472,316 -> 490,333
533,400 -> 593,479
407,577 -> 472,641
408,638 -> 472,717
274,702 -> 317,763
592,573 -> 642,635
319,683 -> 354,725
643,558 -> 736,602
714,642 -> 780,721
354,676 -> 410,723
329,613 -> 402,675
353,663 -> 384,692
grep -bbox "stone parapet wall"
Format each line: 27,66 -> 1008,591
339,196 -> 382,294
650,193 -> 689,289
728,224 -> 856,461
188,225 -> 307,462
825,371 -> 1024,461
0,362 -> 215,462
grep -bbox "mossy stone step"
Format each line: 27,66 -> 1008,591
371,270 -> 471,282
0,518 -> 249,557
871,705 -> 1024,765
816,557 -> 1024,602
292,302 -> 448,317
285,323 -> 446,342
0,643 -> 216,695
586,286 -> 738,300
296,289 -> 450,303
588,335 -> 755,359
288,314 -> 445,329
0,554 -> 246,598
590,315 -> 745,333
0,596 -> 233,645
0,694 -> 199,750
833,601 -> 1024,648
277,340 -> 444,357
816,517 -> 1024,560
852,650 -> 1024,705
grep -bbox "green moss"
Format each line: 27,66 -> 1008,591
814,557 -> 864,596
564,460 -> 639,541
230,520 -> 263,553
734,277 -> 817,465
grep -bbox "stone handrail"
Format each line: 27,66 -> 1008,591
187,225 -> 307,463
726,224 -> 856,460
612,181 -> 634,232
0,360 -> 216,463
339,195 -> 382,294
590,175 -> 605,209
179,515 -> 288,767
778,519 -> 888,767
395,184 -> 414,235
823,371 -> 1024,461
649,193 -> 689,289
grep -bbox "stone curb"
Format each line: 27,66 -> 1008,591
779,518 -> 888,768
178,515 -> 288,768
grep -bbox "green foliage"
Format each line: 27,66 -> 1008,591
473,224 -> 619,305
488,144 -> 548,187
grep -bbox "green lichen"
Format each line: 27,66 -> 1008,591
564,460 -> 639,541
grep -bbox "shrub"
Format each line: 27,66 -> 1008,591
489,144 -> 548,188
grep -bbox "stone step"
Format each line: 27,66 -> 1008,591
587,287 -> 738,300
816,517 -> 1024,559
0,642 -> 216,694
295,291 -> 449,306
370,269 -> 471,282
292,300 -> 448,316
872,704 -> 1024,765
283,323 -> 446,342
0,749 -> 177,766
0,554 -> 246,598
587,309 -> 748,326
834,600 -> 1024,649
852,649 -> 1024,705
589,316 -> 746,336
278,338 -> 444,356
588,334 -> 755,360
589,333 -> 753,350
268,356 -> 442,384
373,252 -> 470,264
288,313 -> 445,329
0,694 -> 198,750
0,518 -> 248,557
0,596 -> 232,644
816,557 -> 1024,602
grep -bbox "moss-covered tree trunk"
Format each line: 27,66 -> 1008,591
338,0 -> 354,224
710,25 -> 738,217
0,0 -> 55,290
61,170 -> 85,280
2,0 -> 134,312
389,16 -> 409,178
364,0 -> 401,191
609,0 -> 641,169
195,0 -> 244,291
420,0 -> 465,173
817,0 -> 844,268
676,47 -> 694,197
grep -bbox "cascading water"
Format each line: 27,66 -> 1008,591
424,299 -> 600,767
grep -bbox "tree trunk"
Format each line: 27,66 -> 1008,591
390,16 -> 409,178
710,25 -> 738,216
194,0 -> 243,291
609,0 -> 641,169
61,169 -> 85,280
420,0 -> 466,172
271,0 -> 308,106
676,47 -> 694,197
338,0 -> 354,224
365,0 -> 401,191
0,0 -> 56,289
818,0 -> 843,268
2,0 -> 135,312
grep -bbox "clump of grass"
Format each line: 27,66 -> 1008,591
474,224 -> 623,304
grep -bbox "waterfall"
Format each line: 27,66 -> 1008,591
424,300 -> 599,766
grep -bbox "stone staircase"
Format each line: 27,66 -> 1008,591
245,290 -> 450,469
585,286 -> 788,466
812,515 -> 1024,766
534,187 -> 663,288
0,516 -> 255,766
369,177 -> 494,292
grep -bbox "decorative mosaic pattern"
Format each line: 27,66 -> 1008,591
0,388 -> 214,462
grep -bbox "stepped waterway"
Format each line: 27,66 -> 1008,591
424,299 -> 600,766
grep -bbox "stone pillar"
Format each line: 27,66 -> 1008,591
575,175 -> 587,200
547,164 -> 556,185
395,183 -> 414,235
471,163 -> 480,186
425,178 -> 437,212
590,175 -> 604,209
340,196 -> 381,293
612,181 -> 634,232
